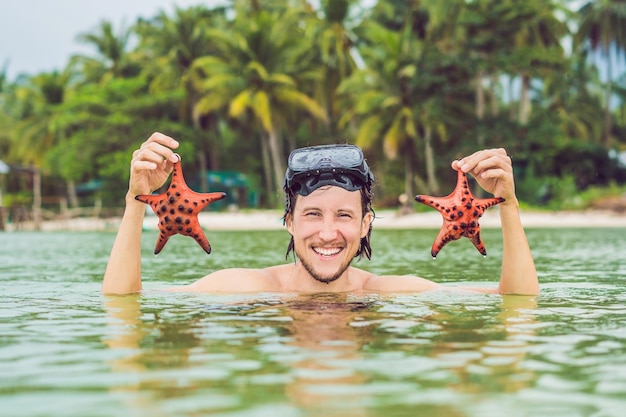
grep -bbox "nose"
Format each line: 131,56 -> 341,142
318,217 -> 339,241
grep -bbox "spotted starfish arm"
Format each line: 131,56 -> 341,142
415,168 -> 504,257
429,220 -> 462,257
135,156 -> 226,254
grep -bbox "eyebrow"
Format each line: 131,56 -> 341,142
297,204 -> 359,215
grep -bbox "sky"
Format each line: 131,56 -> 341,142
0,0 -> 226,81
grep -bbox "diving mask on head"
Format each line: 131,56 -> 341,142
284,144 -> 374,196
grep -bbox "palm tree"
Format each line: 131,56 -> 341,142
338,20 -> 435,202
134,5 -> 227,188
614,71 -> 626,133
575,0 -> 626,147
508,0 -> 568,125
301,0 -> 359,132
0,62 -> 13,167
4,70 -> 74,228
72,20 -> 134,84
135,6 -> 226,121
192,8 -> 327,205
9,71 -> 70,164
340,1 -> 469,203
539,53 -> 605,143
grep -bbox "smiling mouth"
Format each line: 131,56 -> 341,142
313,247 -> 342,257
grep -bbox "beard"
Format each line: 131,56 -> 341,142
295,247 -> 353,284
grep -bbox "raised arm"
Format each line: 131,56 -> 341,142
102,133 -> 179,295
454,148 -> 539,295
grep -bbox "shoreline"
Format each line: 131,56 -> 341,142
4,208 -> 626,232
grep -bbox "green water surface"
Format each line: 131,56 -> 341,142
1,227 -> 625,417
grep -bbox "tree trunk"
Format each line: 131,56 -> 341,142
424,126 -> 439,194
209,139 -> 220,171
509,76 -> 516,121
489,74 -> 499,117
413,174 -> 428,195
603,53 -> 613,148
286,126 -> 297,153
401,139 -> 415,214
519,72 -> 531,125
261,134 -> 273,207
67,180 -> 79,209
207,116 -> 221,170
404,139 -> 414,199
198,151 -> 208,193
475,69 -> 485,148
267,128 -> 285,206
32,167 -> 42,231
190,94 -> 210,193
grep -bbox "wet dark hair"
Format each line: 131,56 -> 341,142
282,178 -> 374,261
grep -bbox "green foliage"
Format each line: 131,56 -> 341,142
1,0 -> 625,211
516,174 -> 578,208
569,181 -> 626,210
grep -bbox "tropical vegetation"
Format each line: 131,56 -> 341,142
1,0 -> 625,221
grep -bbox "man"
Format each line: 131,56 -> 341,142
102,132 -> 538,295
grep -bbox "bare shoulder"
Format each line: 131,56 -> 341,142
364,273 -> 500,294
363,273 -> 442,292
168,265 -> 288,293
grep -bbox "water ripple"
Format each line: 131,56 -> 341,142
1,229 -> 626,416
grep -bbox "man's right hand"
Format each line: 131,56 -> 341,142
128,132 -> 180,197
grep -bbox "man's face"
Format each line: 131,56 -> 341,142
286,186 -> 372,284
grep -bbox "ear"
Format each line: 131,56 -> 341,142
285,212 -> 294,235
361,211 -> 373,238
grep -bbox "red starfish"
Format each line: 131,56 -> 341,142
135,155 -> 226,255
415,168 -> 504,258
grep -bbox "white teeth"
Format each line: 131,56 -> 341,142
314,247 -> 341,256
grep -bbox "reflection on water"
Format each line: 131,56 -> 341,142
99,293 -> 540,416
0,228 -> 625,416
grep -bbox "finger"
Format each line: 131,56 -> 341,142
132,159 -> 159,171
458,148 -> 509,173
477,166 -> 507,180
141,142 -> 179,163
143,132 -> 179,148
472,154 -> 512,177
458,148 -> 503,167
140,132 -> 179,162
137,142 -> 179,164
459,147 -> 506,163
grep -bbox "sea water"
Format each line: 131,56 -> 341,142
0,227 -> 625,417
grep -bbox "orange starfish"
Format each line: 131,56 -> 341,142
135,155 -> 226,255
415,168 -> 504,258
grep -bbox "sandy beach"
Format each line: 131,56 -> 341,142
7,208 -> 626,232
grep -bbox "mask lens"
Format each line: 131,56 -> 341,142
289,145 -> 363,171
284,144 -> 373,195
